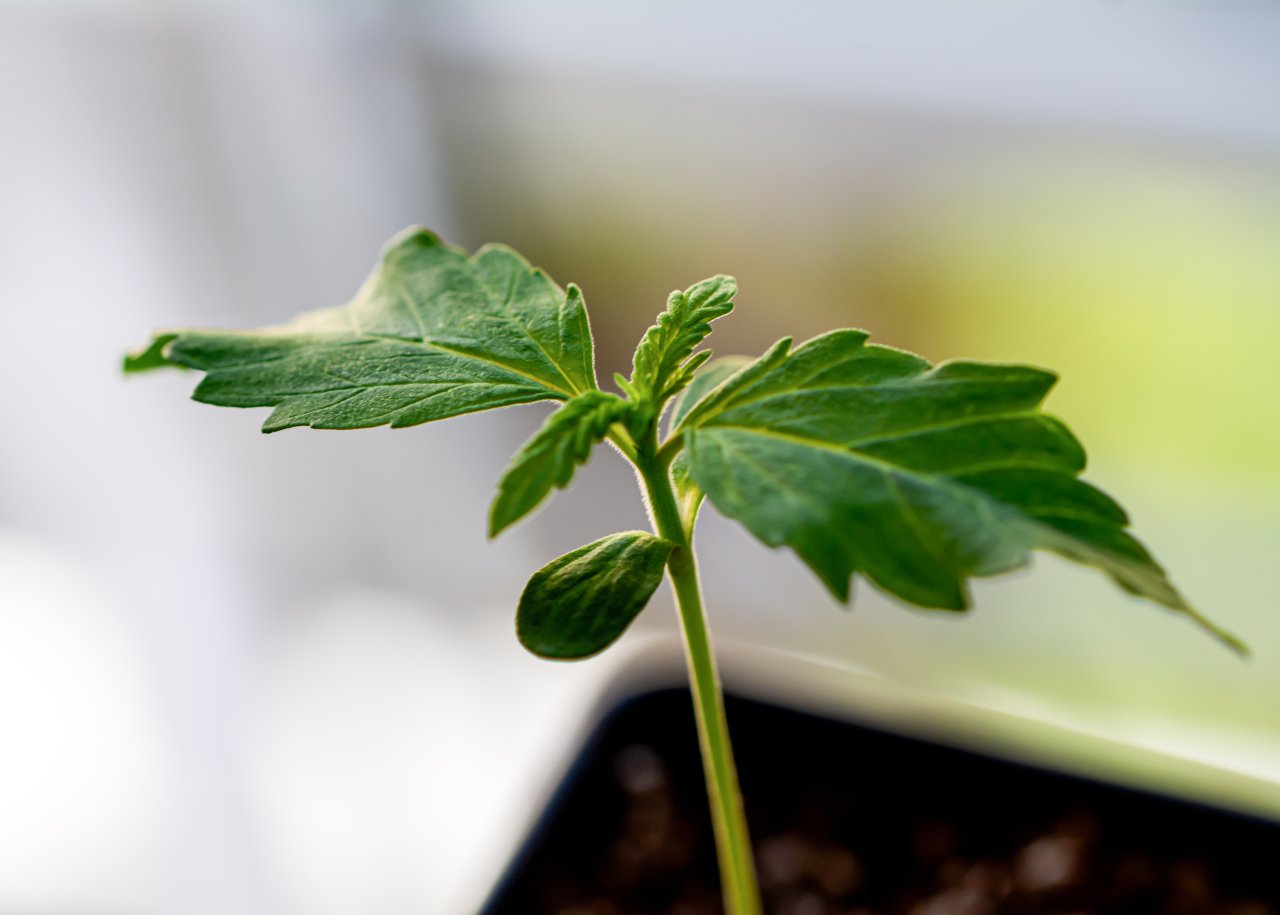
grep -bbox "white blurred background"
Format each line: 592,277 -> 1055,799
1,2 -> 1278,913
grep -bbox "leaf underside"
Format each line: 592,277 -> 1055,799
669,356 -> 755,517
517,532 -> 674,659
124,228 -> 597,431
490,391 -> 633,537
680,330 -> 1241,651
670,355 -> 753,434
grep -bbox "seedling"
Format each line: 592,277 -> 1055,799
127,228 -> 1241,915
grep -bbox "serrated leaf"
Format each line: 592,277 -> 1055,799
490,391 -> 632,536
668,356 -> 755,524
629,275 -> 736,404
125,228 -> 597,431
681,330 -> 1241,651
517,532 -> 674,659
669,355 -> 754,433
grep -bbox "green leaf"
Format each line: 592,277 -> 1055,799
628,275 -> 736,405
670,355 -> 754,433
517,532 -> 675,659
125,228 -> 597,431
668,356 -> 755,524
681,330 -> 1241,651
490,391 -> 633,537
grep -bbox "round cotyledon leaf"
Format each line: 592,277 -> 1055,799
517,531 -> 675,660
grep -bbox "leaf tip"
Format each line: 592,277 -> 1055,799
817,568 -> 853,605
487,500 -> 513,540
1144,580 -> 1248,656
387,225 -> 444,251
1181,604 -> 1250,657
123,332 -> 180,374
1223,632 -> 1251,658
259,411 -> 296,434
712,274 -> 738,300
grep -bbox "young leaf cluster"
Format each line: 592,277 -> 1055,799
489,390 -> 632,538
127,227 -> 1241,656
619,275 -> 736,407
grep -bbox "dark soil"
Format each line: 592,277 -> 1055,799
482,689 -> 1279,915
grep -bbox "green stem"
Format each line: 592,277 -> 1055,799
639,455 -> 763,915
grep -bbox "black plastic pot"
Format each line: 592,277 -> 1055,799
483,687 -> 1278,915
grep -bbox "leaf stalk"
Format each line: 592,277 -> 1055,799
637,452 -> 763,915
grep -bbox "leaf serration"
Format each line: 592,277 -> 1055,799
627,275 -> 737,406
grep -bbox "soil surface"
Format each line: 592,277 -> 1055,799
483,689 -> 1279,915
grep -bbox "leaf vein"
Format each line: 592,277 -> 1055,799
475,265 -> 580,395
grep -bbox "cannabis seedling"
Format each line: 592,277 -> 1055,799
127,229 -> 1241,915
